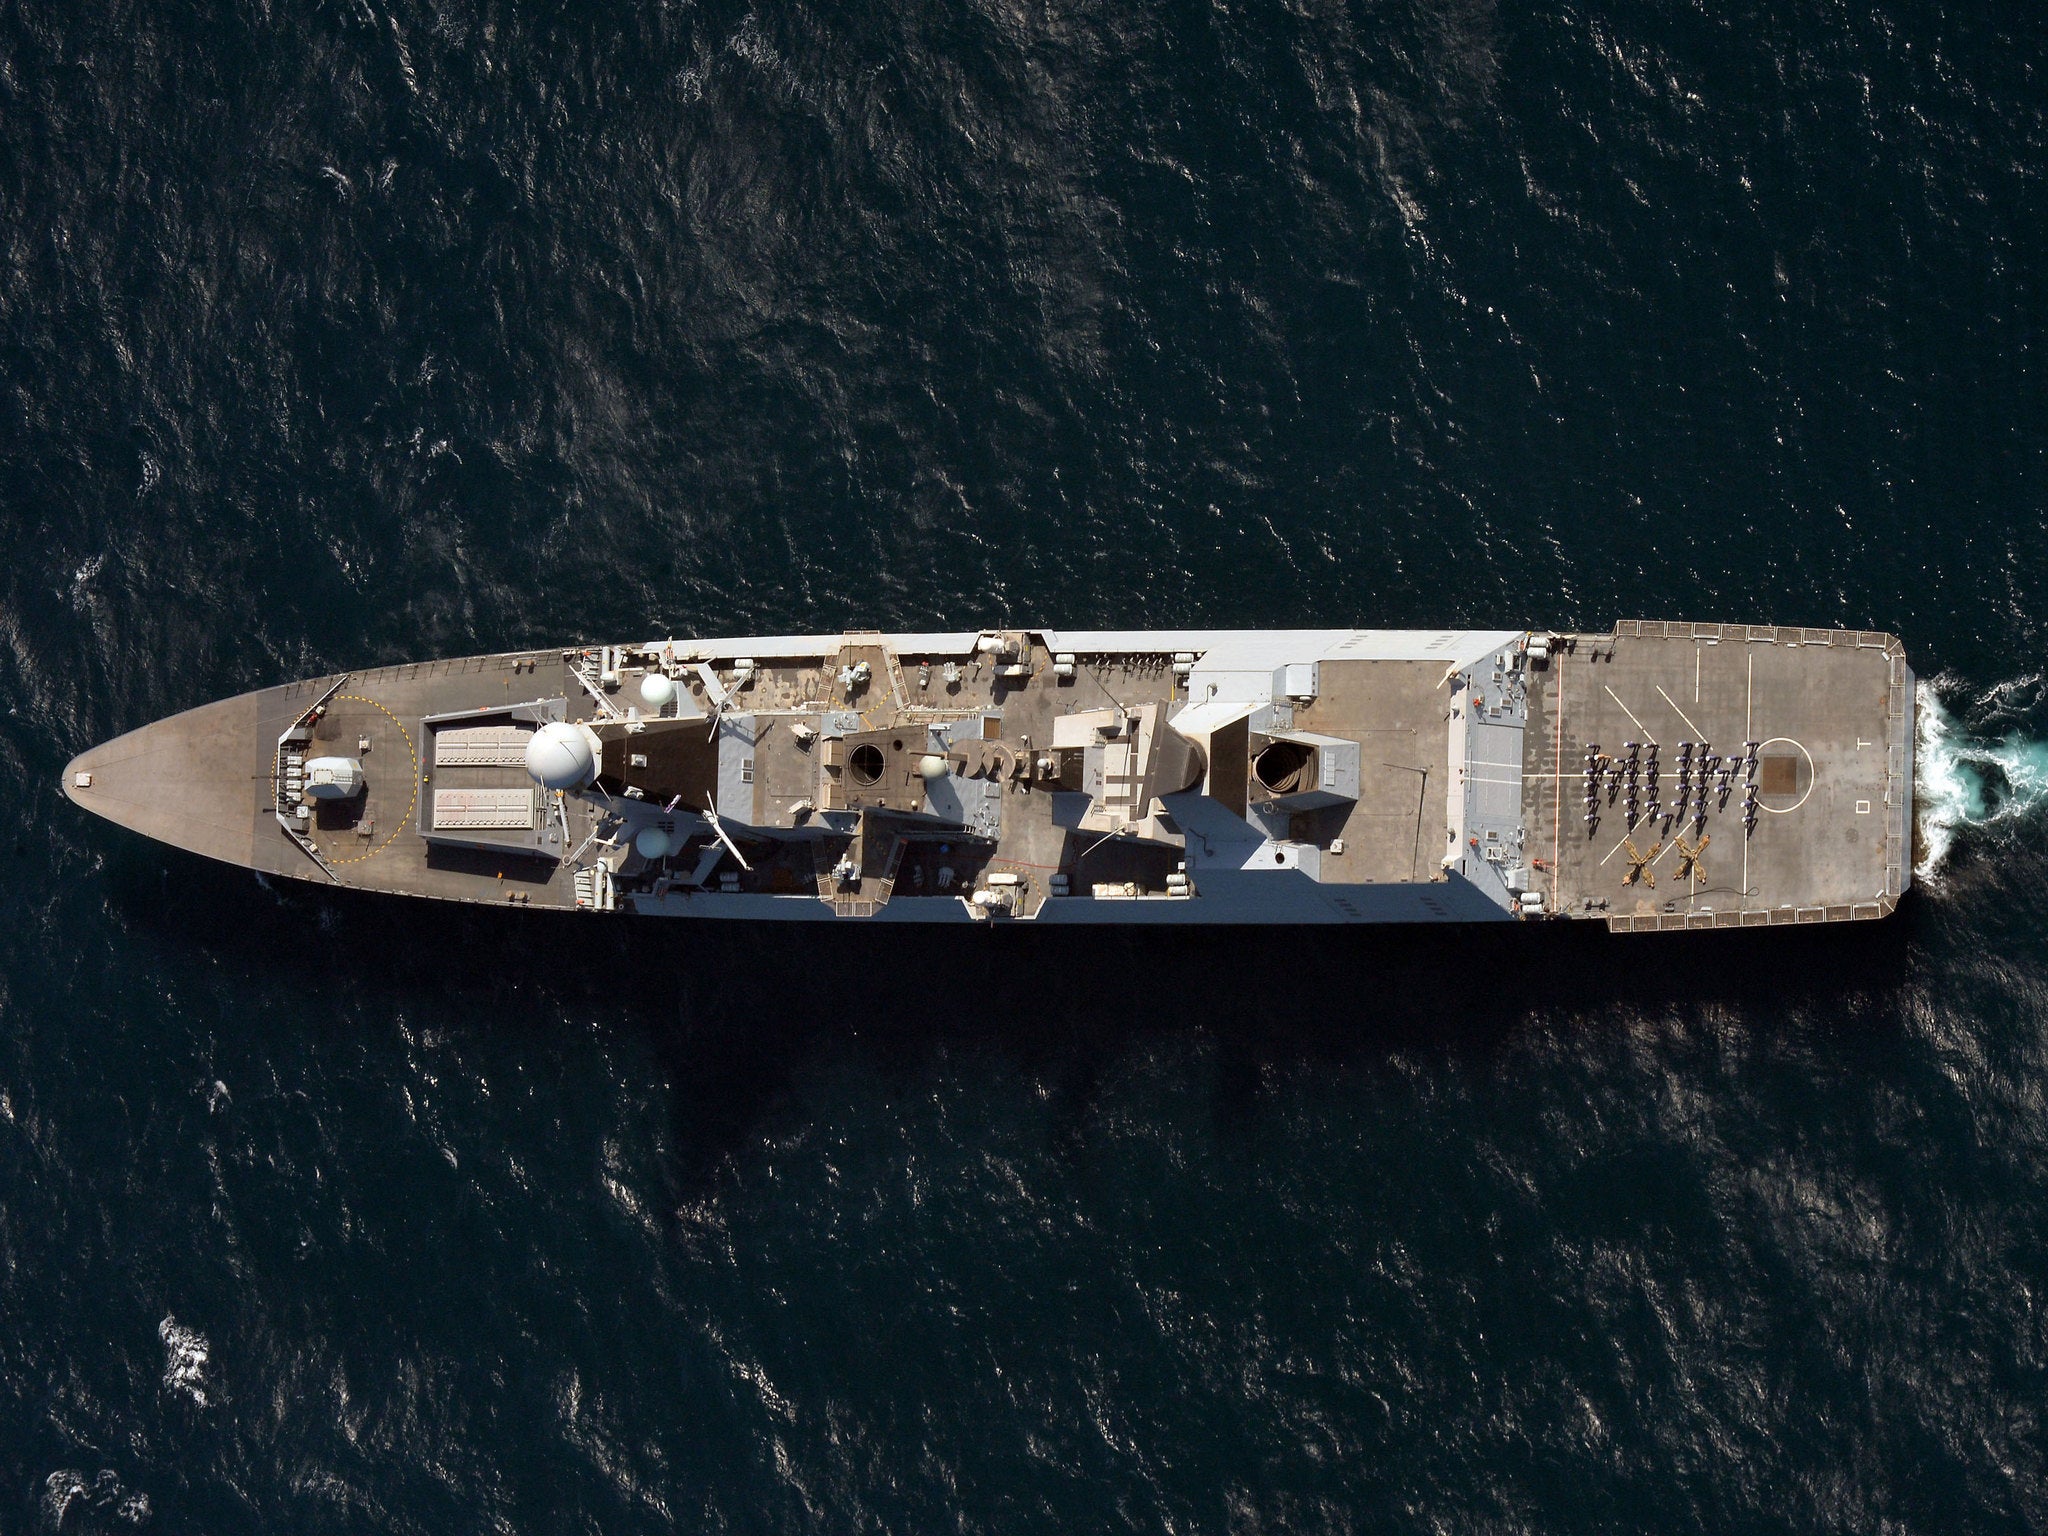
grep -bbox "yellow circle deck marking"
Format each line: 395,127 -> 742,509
323,695 -> 421,865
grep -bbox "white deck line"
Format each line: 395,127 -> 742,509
1655,685 -> 1706,741
1552,660 -> 1563,911
1743,653 -> 1754,903
1604,686 -> 1654,743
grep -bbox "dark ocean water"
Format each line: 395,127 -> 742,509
3,0 -> 2047,1530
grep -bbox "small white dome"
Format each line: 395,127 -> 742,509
639,673 -> 677,708
634,826 -> 673,860
917,753 -> 951,780
525,722 -> 600,791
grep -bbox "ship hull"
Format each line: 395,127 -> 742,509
64,624 -> 1914,930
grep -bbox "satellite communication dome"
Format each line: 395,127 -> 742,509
639,672 -> 677,708
524,721 -> 600,791
634,826 -> 673,861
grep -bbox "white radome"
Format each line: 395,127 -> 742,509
639,672 -> 677,708
524,721 -> 601,791
633,826 -> 673,860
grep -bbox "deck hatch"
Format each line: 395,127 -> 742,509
434,724 -> 529,767
432,788 -> 537,830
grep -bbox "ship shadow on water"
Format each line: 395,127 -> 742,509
103,836 -> 1927,1182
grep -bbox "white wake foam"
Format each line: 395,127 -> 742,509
159,1314 -> 212,1406
1915,679 -> 2048,876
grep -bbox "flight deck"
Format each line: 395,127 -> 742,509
1524,622 -> 1912,932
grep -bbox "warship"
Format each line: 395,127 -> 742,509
63,623 -> 1914,931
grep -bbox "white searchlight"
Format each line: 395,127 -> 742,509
524,721 -> 603,791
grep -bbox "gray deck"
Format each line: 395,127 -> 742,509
1286,660 -> 1451,886
66,653 -> 601,910
1521,623 -> 1912,932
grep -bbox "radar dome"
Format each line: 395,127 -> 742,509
639,673 -> 677,708
634,826 -> 673,860
524,721 -> 601,791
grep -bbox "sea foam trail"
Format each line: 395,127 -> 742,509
1915,678 -> 2048,877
